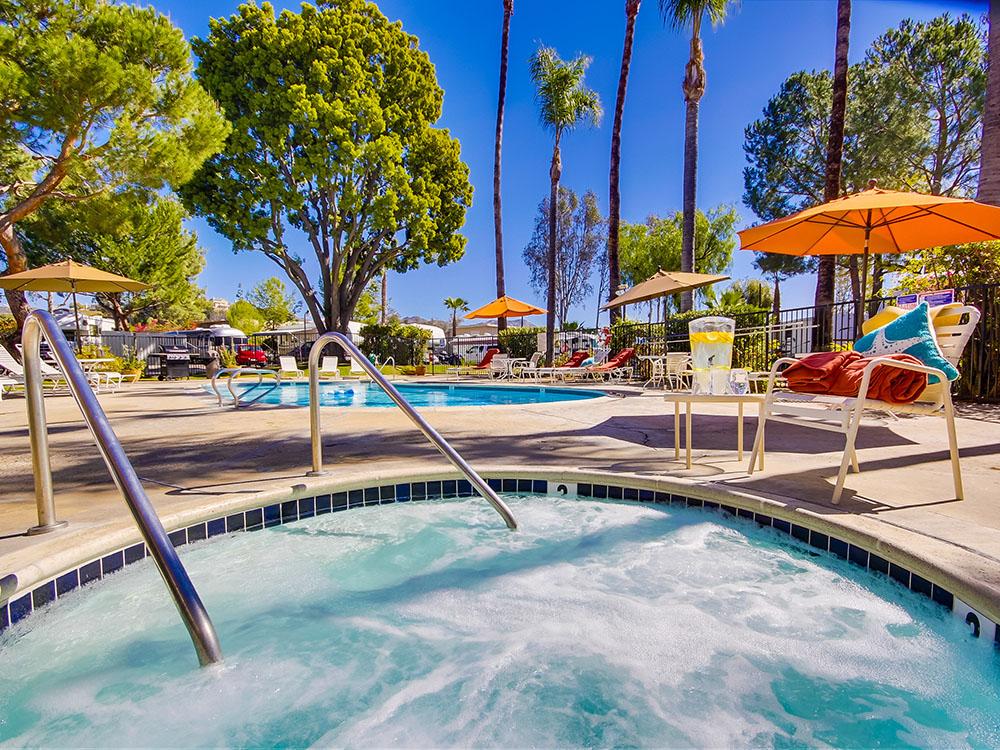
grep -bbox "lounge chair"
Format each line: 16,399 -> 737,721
318,356 -> 340,379
748,305 -> 981,503
447,348 -> 501,379
278,356 -> 304,380
582,348 -> 636,382
533,350 -> 590,380
0,345 -> 65,390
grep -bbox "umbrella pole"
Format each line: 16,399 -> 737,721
857,225 -> 871,339
72,284 -> 82,354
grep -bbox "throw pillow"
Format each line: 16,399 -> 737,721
854,301 -> 958,383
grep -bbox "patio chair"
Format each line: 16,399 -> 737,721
533,350 -> 591,381
0,345 -> 65,390
278,356 -> 304,380
488,354 -> 511,380
447,348 -> 500,379
662,353 -> 693,390
583,348 -> 637,382
512,352 -> 543,380
318,356 -> 340,379
747,305 -> 981,503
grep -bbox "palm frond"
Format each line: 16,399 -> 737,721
528,45 -> 602,133
657,0 -> 735,30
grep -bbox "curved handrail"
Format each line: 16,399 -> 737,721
211,367 -> 281,407
20,311 -> 222,666
307,333 -> 518,530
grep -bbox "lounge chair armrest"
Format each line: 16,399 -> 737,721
762,357 -> 799,396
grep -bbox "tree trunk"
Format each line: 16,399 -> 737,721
545,140 -> 562,366
978,1 -> 1000,206
451,310 -> 458,338
772,275 -> 781,317
608,0 -> 641,324
380,270 -> 387,324
0,223 -> 32,335
814,0 -> 851,349
493,0 -> 513,333
680,31 -> 705,313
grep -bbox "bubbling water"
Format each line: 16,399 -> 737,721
1,496 -> 998,747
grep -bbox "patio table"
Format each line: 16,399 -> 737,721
662,392 -> 765,470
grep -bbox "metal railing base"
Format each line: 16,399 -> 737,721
26,520 -> 69,536
305,470 -> 329,477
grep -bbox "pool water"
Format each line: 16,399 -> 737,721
2,496 -> 999,747
225,380 -> 604,407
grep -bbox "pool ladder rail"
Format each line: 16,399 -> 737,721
18,310 -> 223,667
211,367 -> 281,407
307,333 -> 518,530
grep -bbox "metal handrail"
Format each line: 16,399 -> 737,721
211,367 -> 281,407
307,333 -> 518,530
20,311 -> 222,667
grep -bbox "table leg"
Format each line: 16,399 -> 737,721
674,401 -> 680,460
737,401 -> 744,462
685,403 -> 692,470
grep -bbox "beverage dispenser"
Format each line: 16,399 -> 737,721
688,316 -> 735,394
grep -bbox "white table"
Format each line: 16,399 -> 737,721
78,358 -> 116,390
663,392 -> 765,470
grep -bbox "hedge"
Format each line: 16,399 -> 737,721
359,322 -> 432,366
498,326 -> 544,359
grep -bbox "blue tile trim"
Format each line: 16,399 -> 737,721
2,478 -> 995,648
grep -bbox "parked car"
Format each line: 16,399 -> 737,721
235,345 -> 268,367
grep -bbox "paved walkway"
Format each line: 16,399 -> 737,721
2,379 -> 999,618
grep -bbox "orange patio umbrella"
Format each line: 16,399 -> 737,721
465,295 -> 547,320
0,259 -> 148,351
738,180 -> 1000,320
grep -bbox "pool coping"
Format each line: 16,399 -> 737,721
2,465 -> 999,646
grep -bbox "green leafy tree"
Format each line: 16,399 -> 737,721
618,205 -> 737,313
180,0 -> 472,336
0,0 -> 229,330
717,279 -> 773,310
529,46 -> 602,364
744,14 -> 986,302
248,277 -> 299,330
226,299 -> 265,335
443,297 -> 470,338
522,188 -> 605,329
659,0 -> 735,312
752,253 -> 813,314
18,193 -> 210,330
894,242 -> 1000,293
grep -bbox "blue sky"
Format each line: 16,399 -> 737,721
163,0 -> 987,325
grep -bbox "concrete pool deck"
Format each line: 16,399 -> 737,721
2,379 -> 1000,624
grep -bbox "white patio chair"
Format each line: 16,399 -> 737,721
748,305 -> 980,504
278,356 -> 304,380
488,354 -> 510,380
663,353 -> 693,391
513,352 -> 543,380
0,345 -> 64,389
318,356 -> 340,379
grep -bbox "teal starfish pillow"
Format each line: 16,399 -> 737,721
854,301 -> 958,383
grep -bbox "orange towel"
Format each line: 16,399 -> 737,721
783,351 -> 927,405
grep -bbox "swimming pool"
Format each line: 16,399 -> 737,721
2,494 -> 998,747
223,380 -> 605,407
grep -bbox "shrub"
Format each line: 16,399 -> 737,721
359,322 -> 431,366
498,326 -> 544,359
217,346 -> 238,368
0,314 -> 16,348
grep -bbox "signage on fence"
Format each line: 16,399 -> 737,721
896,289 -> 955,310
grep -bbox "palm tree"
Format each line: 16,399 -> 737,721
978,0 -> 999,206
443,296 -> 470,338
659,0 -> 732,312
814,0 -> 851,348
608,0 -> 643,324
529,46 -> 602,365
493,0 -> 514,332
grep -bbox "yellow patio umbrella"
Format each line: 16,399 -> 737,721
738,180 -> 1000,321
465,295 -> 547,322
600,270 -> 730,311
0,259 -> 149,350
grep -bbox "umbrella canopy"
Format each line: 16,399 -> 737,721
601,270 -> 730,310
0,259 -> 148,294
0,260 -> 148,351
737,181 -> 1000,256
465,295 -> 546,319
